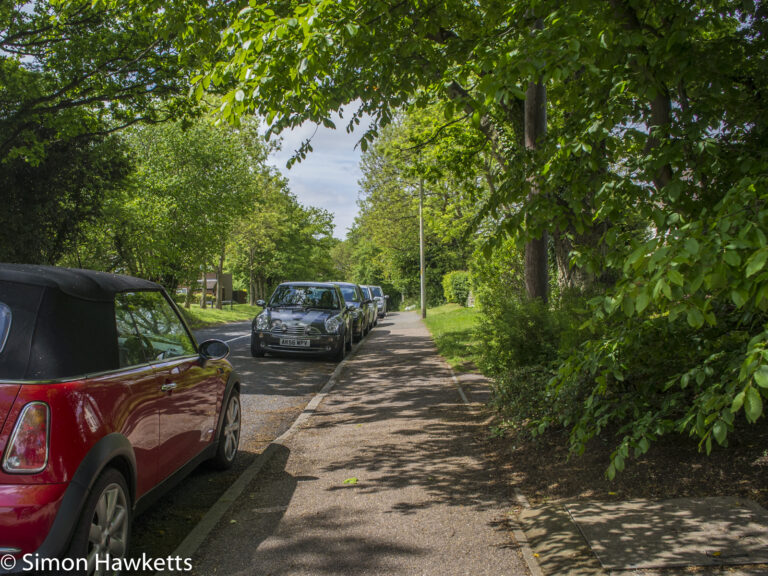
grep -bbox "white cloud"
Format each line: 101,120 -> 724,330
268,110 -> 373,240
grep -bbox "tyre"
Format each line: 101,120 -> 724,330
345,327 -> 352,351
67,467 -> 131,576
210,388 -> 241,470
250,338 -> 264,357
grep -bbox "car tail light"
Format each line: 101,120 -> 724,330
2,402 -> 49,474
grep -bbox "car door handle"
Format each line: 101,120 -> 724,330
161,382 -> 178,392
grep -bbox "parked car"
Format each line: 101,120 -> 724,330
251,282 -> 351,360
360,285 -> 378,329
367,285 -> 389,318
333,282 -> 371,342
0,264 -> 240,570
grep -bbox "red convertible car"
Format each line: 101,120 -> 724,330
0,265 -> 241,573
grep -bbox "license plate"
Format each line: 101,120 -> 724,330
279,338 -> 310,347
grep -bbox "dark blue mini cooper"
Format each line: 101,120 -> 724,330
251,282 -> 352,361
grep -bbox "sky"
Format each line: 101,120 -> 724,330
268,111 -> 373,240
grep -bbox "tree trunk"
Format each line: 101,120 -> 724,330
553,228 -> 593,291
524,79 -> 549,302
248,248 -> 256,305
215,245 -> 225,310
200,267 -> 207,309
184,279 -> 194,309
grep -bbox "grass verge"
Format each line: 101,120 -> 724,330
422,303 -> 480,372
177,303 -> 262,329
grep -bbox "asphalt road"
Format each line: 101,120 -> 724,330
129,320 -> 340,562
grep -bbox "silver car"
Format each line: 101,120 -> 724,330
366,285 -> 388,318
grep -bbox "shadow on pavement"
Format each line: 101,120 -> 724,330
191,443 -> 425,575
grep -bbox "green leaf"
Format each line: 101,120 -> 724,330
754,365 -> 768,388
622,294 -> 634,317
343,477 -> 358,485
684,238 -> 700,256
724,250 -> 741,267
732,390 -> 745,412
668,269 -> 684,286
712,420 -> 727,445
746,250 -> 768,277
687,308 -> 704,328
635,291 -> 650,313
744,387 -> 763,422
731,289 -> 747,308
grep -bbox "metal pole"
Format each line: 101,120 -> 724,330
419,178 -> 426,319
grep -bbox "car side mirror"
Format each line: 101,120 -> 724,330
346,305 -> 355,312
199,339 -> 230,362
256,299 -> 266,307
385,295 -> 390,300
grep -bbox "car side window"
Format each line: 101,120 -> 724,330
115,292 -> 196,366
0,302 -> 11,354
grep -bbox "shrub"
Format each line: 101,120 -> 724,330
442,270 -> 471,305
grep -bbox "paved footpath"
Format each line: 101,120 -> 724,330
189,312 -> 527,575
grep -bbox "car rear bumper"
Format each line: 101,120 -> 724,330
0,483 -> 68,562
252,331 -> 343,355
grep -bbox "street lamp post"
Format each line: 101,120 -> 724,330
419,178 -> 426,319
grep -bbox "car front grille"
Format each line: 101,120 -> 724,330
272,324 -> 321,336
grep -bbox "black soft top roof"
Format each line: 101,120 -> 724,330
0,264 -> 161,302
0,265 -> 165,380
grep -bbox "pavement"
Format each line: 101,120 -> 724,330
187,311 -> 527,575
180,311 -> 768,576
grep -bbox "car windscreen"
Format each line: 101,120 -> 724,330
370,286 -> 383,298
270,285 -> 341,309
339,286 -> 360,302
361,286 -> 371,299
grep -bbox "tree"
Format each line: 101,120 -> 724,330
98,0 -> 768,469
69,116 -> 257,297
0,0 -> 236,163
0,120 -> 130,264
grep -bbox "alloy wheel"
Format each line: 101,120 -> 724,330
223,395 -> 241,462
86,483 -> 129,576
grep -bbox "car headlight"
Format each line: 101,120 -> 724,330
325,315 -> 343,334
270,319 -> 283,330
255,314 -> 269,330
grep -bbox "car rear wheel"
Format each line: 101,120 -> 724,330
211,389 -> 241,470
68,467 -> 131,576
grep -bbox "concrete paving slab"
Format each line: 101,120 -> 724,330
519,503 -> 604,576
565,497 -> 768,570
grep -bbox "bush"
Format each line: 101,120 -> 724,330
470,238 -> 592,424
442,270 -> 471,305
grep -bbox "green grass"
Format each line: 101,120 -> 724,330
177,303 -> 262,330
422,303 -> 481,372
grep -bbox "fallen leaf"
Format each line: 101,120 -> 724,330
343,477 -> 358,485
